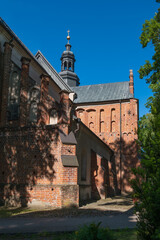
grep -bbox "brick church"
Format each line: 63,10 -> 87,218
0,18 -> 139,208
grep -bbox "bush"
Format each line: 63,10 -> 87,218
74,222 -> 115,240
131,169 -> 160,240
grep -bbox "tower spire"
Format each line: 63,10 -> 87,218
59,31 -> 80,87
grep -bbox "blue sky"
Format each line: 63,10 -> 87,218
0,0 -> 159,117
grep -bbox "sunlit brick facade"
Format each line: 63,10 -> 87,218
0,18 -> 139,207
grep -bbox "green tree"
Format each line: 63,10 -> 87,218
131,1 -> 160,239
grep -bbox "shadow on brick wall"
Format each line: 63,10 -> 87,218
109,135 -> 139,193
0,125 -> 60,207
1,92 -> 72,206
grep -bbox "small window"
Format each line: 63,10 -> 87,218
49,109 -> 58,125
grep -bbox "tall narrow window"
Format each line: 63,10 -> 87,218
8,70 -> 20,121
64,61 -> 67,70
29,101 -> 38,123
100,109 -> 105,132
87,109 -> 96,131
29,87 -> 40,123
49,109 -> 58,125
68,62 -> 71,70
111,108 -> 116,132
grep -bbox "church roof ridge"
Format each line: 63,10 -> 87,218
72,81 -> 130,88
72,81 -> 134,103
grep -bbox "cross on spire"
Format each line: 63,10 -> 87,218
67,30 -> 70,43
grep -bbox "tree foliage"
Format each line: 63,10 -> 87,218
138,10 -> 160,84
131,2 -> 160,240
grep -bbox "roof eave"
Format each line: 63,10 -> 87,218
74,97 -> 135,105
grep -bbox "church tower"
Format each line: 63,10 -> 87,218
59,30 -> 80,87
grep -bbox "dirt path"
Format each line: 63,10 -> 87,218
0,196 -> 137,236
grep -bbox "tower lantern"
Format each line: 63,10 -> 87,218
59,30 -> 80,87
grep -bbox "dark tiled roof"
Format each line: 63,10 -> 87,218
72,81 -> 133,103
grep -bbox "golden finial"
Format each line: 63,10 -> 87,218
67,30 -> 70,43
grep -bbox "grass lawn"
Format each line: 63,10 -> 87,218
113,229 -> 137,240
0,206 -> 36,218
0,229 -> 137,240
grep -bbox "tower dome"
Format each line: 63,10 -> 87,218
59,30 -> 80,87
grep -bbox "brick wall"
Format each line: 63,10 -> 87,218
91,151 -> 106,199
74,121 -> 117,201
0,125 -> 79,207
0,43 -> 3,121
19,57 -> 31,126
0,40 -> 79,207
0,42 -> 13,127
75,98 -> 139,193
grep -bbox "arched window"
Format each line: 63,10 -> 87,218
10,71 -> 20,101
111,108 -> 116,132
8,70 -> 20,121
29,87 -> 40,102
49,109 -> 58,125
29,87 -> 40,123
68,62 -> 71,70
87,109 -> 96,130
100,109 -> 105,132
64,61 -> 67,70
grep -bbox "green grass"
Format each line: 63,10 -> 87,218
0,229 -> 137,240
0,205 -> 81,218
113,229 -> 137,240
0,206 -> 37,218
0,232 -> 74,240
